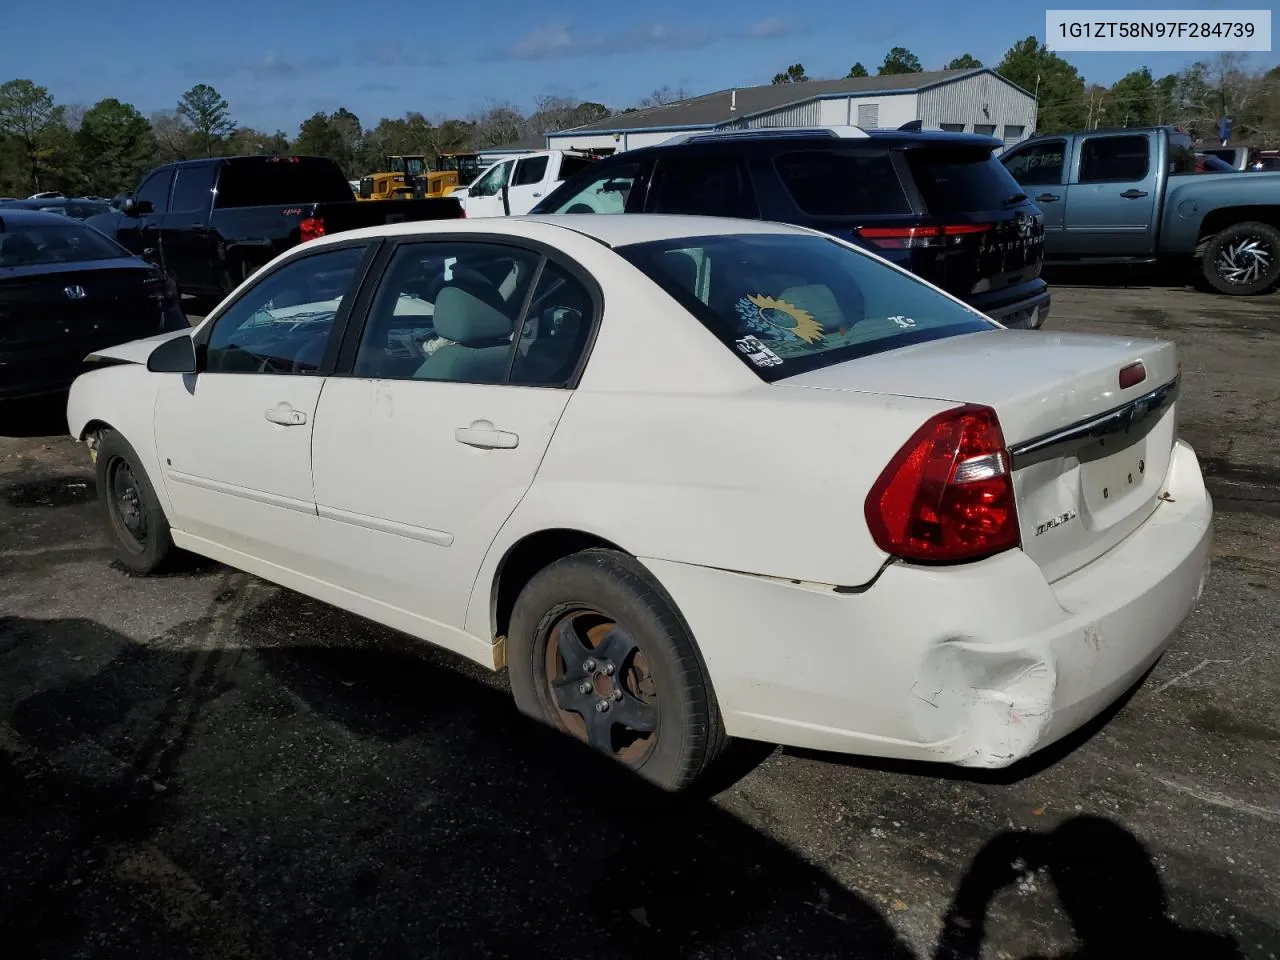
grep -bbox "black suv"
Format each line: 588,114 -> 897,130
530,128 -> 1049,329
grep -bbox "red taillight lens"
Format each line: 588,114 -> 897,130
299,216 -> 325,243
865,404 -> 1020,563
1118,360 -> 1146,389
855,224 -> 991,249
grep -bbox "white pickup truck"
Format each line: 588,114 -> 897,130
449,150 -> 597,217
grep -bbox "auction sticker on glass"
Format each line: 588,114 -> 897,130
1046,9 -> 1271,51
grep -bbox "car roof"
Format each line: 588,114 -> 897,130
308,213 -> 812,250
595,129 -> 1001,160
0,208 -> 88,226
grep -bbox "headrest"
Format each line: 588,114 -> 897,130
779,284 -> 853,334
1,234 -> 39,260
433,284 -> 513,345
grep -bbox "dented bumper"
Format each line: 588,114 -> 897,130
638,440 -> 1213,768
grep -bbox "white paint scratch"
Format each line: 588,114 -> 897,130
1145,656 -> 1252,698
1151,775 -> 1280,824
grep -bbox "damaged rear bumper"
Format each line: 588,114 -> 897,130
638,440 -> 1213,768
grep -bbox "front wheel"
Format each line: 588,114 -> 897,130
94,429 -> 176,575
1200,221 -> 1280,296
507,549 -> 728,792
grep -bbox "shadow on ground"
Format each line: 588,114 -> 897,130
0,396 -> 71,439
0,605 -> 1256,959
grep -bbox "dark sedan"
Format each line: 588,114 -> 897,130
0,197 -> 114,220
0,209 -> 188,406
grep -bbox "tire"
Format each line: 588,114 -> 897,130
507,548 -> 728,792
94,429 -> 176,575
1200,221 -> 1280,296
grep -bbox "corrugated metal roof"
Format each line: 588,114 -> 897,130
555,69 -> 1033,135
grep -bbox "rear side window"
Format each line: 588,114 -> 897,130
774,151 -> 911,216
905,146 -> 1025,213
616,232 -> 993,382
646,155 -> 758,218
541,160 -> 648,214
1078,136 -> 1150,183
214,158 -> 354,208
558,154 -> 594,181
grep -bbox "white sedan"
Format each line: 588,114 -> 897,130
67,215 -> 1213,791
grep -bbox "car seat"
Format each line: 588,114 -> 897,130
413,275 -> 514,382
0,233 -> 40,266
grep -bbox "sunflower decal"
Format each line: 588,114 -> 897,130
735,294 -> 824,344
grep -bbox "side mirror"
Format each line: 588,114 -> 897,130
147,334 -> 199,374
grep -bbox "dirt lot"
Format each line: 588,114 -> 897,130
2,282 -> 1277,959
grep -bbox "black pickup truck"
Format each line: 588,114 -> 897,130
86,155 -> 462,304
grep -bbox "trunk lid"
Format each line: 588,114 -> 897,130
784,329 -> 1181,582
0,259 -> 172,349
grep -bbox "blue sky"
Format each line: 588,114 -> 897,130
7,0 -> 1277,133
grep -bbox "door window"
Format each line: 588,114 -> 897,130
510,261 -> 595,386
468,161 -> 514,198
1002,139 -> 1067,186
541,160 -> 648,214
512,156 -> 549,186
136,169 -> 174,214
647,154 -> 758,218
352,241 -> 540,384
170,163 -> 218,213
205,245 -> 368,374
774,151 -> 910,216
1079,135 -> 1150,183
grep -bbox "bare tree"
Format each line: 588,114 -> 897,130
470,100 -> 527,148
150,109 -> 193,163
637,86 -> 691,108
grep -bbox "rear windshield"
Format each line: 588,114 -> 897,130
215,158 -> 353,208
905,146 -> 1026,213
616,233 -> 994,382
0,220 -> 128,267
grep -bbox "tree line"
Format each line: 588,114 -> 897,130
3,39 -> 1278,198
772,40 -> 1280,144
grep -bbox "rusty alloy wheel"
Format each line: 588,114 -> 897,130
541,609 -> 659,764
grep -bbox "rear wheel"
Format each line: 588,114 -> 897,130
1200,221 -> 1280,296
507,548 -> 728,792
95,429 -> 175,575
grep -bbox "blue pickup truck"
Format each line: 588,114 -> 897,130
999,125 -> 1280,296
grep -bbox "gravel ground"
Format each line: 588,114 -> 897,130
1,281 -> 1277,959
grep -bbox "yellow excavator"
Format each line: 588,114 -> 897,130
356,156 -> 460,201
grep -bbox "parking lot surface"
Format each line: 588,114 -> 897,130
2,282 -> 1277,959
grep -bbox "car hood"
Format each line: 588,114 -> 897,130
84,328 -> 190,364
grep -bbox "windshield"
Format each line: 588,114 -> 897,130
616,233 -> 995,381
0,220 -> 129,268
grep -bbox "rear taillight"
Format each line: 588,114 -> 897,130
865,404 -> 1020,563
856,223 -> 991,249
299,217 -> 326,243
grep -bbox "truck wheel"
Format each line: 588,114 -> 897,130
95,429 -> 176,575
1200,221 -> 1280,296
506,548 -> 728,792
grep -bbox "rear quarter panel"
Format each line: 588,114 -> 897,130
66,364 -> 170,516
1159,171 -> 1280,253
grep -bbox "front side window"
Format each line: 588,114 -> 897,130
616,233 -> 994,382
512,156 -> 549,186
136,169 -> 173,214
646,155 -> 757,218
1002,139 -> 1067,186
540,160 -> 647,214
353,241 -> 539,384
1079,135 -> 1150,183
205,245 -> 367,374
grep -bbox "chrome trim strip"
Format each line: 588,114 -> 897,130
1008,377 -> 1179,468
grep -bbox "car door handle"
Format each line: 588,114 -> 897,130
532,191 -> 542,197
264,403 -> 307,426
1120,189 -> 1149,199
1035,193 -> 1060,202
455,420 -> 519,449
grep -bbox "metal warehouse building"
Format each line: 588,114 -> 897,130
546,68 -> 1037,154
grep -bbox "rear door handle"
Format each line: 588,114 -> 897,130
455,420 -> 519,449
1035,193 -> 1060,202
1120,189 -> 1149,199
264,403 -> 307,426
